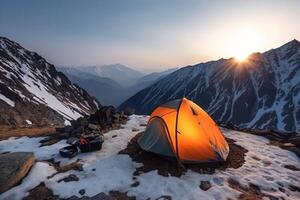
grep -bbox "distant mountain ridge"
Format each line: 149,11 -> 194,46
59,66 -> 177,106
65,64 -> 145,86
0,37 -> 100,127
119,39 -> 300,132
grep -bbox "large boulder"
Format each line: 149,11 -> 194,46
0,152 -> 35,193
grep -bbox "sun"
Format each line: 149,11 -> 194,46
234,50 -> 250,62
226,29 -> 263,62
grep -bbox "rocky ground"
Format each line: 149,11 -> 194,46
0,115 -> 299,200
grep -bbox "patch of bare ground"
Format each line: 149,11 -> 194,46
25,183 -> 119,200
24,182 -> 59,200
0,126 -> 56,140
43,158 -> 83,179
109,191 -> 136,200
119,132 -> 248,177
227,178 -> 282,200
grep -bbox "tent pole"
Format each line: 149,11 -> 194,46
175,98 -> 184,168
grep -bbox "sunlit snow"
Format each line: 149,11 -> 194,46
0,115 -> 299,200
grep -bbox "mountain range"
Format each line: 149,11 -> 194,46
58,66 -> 177,106
1,36 -> 299,133
0,37 -> 100,127
120,39 -> 300,132
67,64 -> 145,86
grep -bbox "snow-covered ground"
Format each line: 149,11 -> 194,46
0,115 -> 299,200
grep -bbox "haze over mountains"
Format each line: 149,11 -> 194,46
58,65 -> 177,106
120,39 -> 300,132
64,64 -> 145,86
0,37 -> 100,126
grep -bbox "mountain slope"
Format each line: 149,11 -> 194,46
131,68 -> 178,92
57,67 -> 126,106
119,40 -> 300,132
0,37 -> 100,126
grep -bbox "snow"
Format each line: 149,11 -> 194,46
0,136 -> 68,160
22,72 -> 82,120
0,93 -> 15,107
93,99 -> 99,109
25,120 -> 32,125
0,115 -> 299,200
64,120 -> 71,126
55,76 -> 62,86
47,155 -> 140,198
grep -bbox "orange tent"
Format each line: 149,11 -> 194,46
138,98 -> 229,163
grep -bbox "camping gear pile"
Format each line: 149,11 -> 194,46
138,98 -> 229,163
59,134 -> 104,158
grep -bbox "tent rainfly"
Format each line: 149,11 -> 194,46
138,98 -> 229,163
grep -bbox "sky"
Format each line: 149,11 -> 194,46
1,0 -> 300,72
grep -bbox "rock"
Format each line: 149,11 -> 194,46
91,192 -> 116,200
132,128 -> 139,132
60,105 -> 129,141
67,192 -> 116,200
56,126 -> 65,133
58,174 -> 79,183
65,125 -> 74,133
67,196 -> 90,200
79,118 -> 89,127
109,191 -> 134,200
0,152 -> 35,193
131,181 -> 139,187
199,181 -> 212,191
112,113 -> 120,121
79,189 -> 86,195
72,126 -> 85,136
88,123 -> 99,131
124,107 -> 135,115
